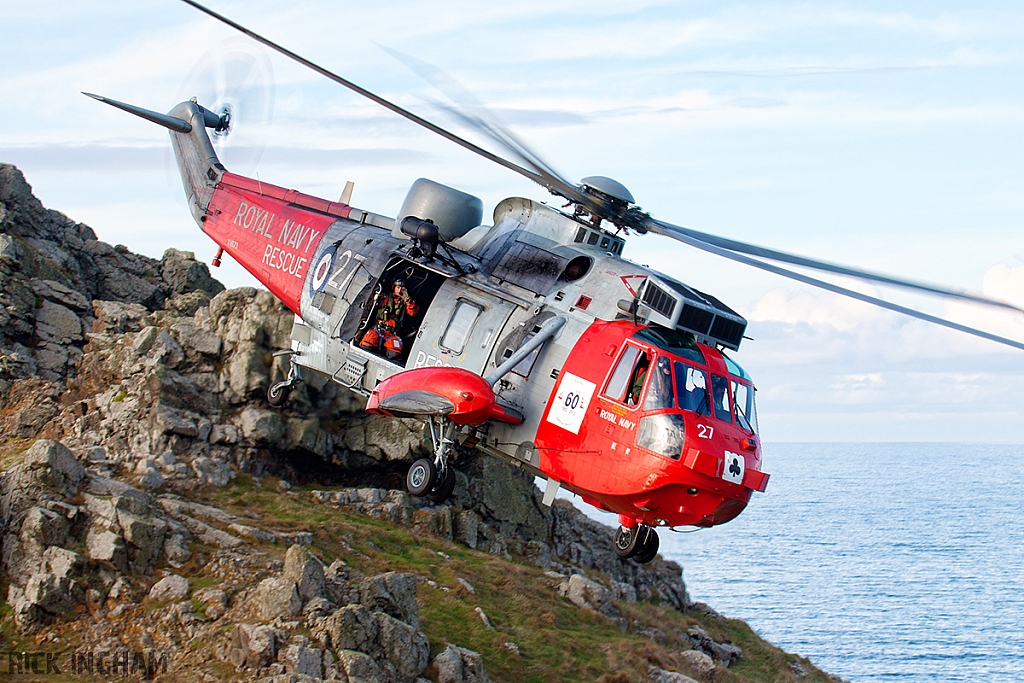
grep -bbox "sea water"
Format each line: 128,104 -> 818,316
659,443 -> 1024,683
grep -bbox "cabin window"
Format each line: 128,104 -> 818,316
643,356 -> 675,411
440,300 -> 482,354
711,374 -> 731,423
675,362 -> 711,416
731,381 -> 758,433
637,414 -> 686,459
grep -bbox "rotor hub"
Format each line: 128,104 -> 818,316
580,176 -> 635,205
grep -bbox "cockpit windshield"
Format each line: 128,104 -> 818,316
731,380 -> 758,433
674,361 -> 711,416
643,356 -> 675,410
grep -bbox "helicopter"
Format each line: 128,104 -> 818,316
85,0 -> 1024,564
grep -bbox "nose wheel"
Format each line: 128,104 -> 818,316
614,524 -> 660,564
406,417 -> 458,503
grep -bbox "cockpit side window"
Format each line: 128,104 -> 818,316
711,374 -> 732,423
604,345 -> 640,403
643,356 -> 675,411
626,352 -> 651,407
675,362 -> 711,416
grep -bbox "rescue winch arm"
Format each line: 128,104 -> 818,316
483,316 -> 566,387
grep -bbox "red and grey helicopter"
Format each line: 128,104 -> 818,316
87,0 -> 1024,563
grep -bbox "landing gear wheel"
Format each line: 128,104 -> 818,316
267,381 -> 292,407
426,466 -> 456,504
634,528 -> 660,564
406,458 -> 438,497
614,525 -> 644,559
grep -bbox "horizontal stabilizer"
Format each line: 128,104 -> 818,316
83,92 -> 193,133
366,366 -> 523,425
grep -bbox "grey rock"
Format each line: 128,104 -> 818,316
278,644 -> 323,679
160,248 -> 224,298
149,574 -> 189,602
154,403 -> 198,437
85,527 -> 127,570
687,624 -> 742,665
116,509 -> 167,572
163,533 -> 191,565
139,467 -> 165,490
301,596 -> 334,621
194,587 -> 229,620
253,577 -> 301,621
209,424 -> 239,445
42,546 -> 82,584
92,300 -> 148,334
611,580 -> 637,603
561,574 -> 613,615
230,623 -> 280,668
433,645 -> 491,683
454,510 -> 479,549
648,666 -> 700,683
377,612 -> 430,682
30,278 -> 90,311
34,299 -> 83,343
0,440 -> 85,522
359,572 -> 419,628
191,457 -> 235,487
286,417 -> 330,457
172,319 -> 222,356
240,406 -> 286,444
283,545 -> 326,602
24,572 -> 69,615
318,604 -> 379,655
335,649 -> 387,683
680,650 -> 716,678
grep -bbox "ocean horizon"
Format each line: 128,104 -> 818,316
658,442 -> 1024,683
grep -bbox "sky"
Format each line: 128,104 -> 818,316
2,0 -> 1023,442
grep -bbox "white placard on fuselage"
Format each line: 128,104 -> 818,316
546,372 -> 596,435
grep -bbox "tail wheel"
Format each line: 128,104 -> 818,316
634,528 -> 660,564
406,458 -> 438,497
267,381 -> 291,407
426,466 -> 456,504
614,525 -> 644,559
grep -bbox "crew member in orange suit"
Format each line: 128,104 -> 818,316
360,278 -> 420,360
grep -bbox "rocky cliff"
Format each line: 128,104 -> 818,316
0,164 -> 842,683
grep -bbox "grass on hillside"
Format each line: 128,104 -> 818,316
200,475 -> 834,683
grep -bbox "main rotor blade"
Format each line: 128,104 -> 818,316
379,46 -> 594,209
660,228 -> 1024,352
178,0 -> 569,198
644,217 -> 1024,314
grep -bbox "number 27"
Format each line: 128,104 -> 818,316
697,424 -> 714,439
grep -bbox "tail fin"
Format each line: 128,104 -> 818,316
84,93 -> 228,224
